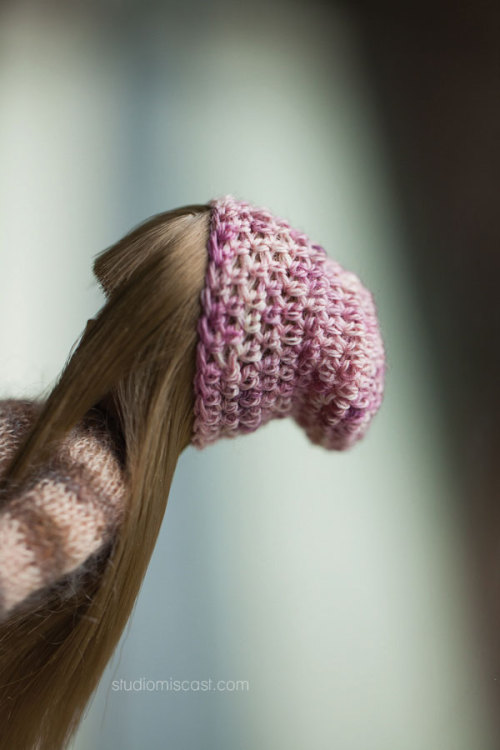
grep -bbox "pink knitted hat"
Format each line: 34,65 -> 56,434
192,195 -> 385,450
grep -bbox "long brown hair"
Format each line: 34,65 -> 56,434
0,203 -> 211,749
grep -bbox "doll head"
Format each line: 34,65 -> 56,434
0,196 -> 385,617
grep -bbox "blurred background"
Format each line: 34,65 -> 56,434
1,1 -> 499,748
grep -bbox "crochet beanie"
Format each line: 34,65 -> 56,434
192,195 -> 385,450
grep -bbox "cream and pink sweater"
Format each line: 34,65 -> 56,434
0,399 -> 126,618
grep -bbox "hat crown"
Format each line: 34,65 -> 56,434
192,195 -> 385,450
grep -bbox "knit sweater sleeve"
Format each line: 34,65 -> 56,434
0,400 -> 127,619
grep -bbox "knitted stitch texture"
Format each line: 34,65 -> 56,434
192,195 -> 385,450
0,400 -> 126,619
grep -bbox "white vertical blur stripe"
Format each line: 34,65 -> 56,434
0,9 -> 124,398
0,4 -> 495,750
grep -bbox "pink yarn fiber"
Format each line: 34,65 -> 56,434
192,195 -> 385,450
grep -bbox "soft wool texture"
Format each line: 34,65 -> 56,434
0,400 -> 126,618
192,195 -> 385,449
0,196 -> 385,617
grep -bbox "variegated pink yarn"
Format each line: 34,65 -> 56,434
192,195 -> 385,450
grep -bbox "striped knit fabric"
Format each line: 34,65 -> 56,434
0,400 -> 126,619
192,195 -> 385,450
